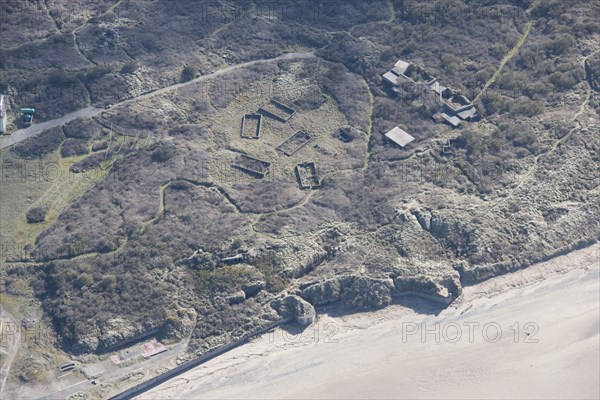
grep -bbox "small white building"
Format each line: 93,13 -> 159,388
394,59 -> 410,73
384,126 -> 415,148
382,59 -> 412,86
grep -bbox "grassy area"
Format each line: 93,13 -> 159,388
0,148 -> 109,263
209,63 -> 365,190
0,293 -> 26,319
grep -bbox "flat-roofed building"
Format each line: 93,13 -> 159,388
384,126 -> 415,147
382,59 -> 413,87
439,112 -> 462,128
382,70 -> 399,86
394,59 -> 410,73
456,106 -> 480,121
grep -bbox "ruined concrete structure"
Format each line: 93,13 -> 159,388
295,162 -> 321,190
277,130 -> 312,156
240,114 -> 262,139
334,127 -> 355,143
258,99 -> 296,122
233,98 -> 298,179
220,253 -> 245,264
232,153 -> 271,178
383,59 -> 479,128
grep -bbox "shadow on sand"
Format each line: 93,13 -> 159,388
279,295 -> 448,337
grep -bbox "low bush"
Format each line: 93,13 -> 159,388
509,98 -> 544,117
80,65 -> 112,84
61,138 -> 90,157
152,145 -> 175,162
69,152 -> 107,173
181,65 -> 198,82
49,69 -> 78,85
11,127 -> 64,159
26,207 -> 47,224
121,61 -> 139,74
64,118 -> 102,139
91,141 -> 109,151
544,34 -> 576,56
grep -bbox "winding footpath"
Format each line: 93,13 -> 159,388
474,21 -> 532,103
485,49 -> 599,215
0,52 -> 316,150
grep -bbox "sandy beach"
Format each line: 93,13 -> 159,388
141,244 -> 599,399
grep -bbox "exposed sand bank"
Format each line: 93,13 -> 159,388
141,244 -> 599,399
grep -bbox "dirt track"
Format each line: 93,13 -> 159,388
0,52 -> 316,150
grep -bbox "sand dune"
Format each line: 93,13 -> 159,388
141,244 -> 599,399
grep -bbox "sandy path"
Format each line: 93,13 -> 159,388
140,244 -> 599,399
0,306 -> 20,398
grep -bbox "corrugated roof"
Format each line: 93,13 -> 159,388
385,126 -> 415,147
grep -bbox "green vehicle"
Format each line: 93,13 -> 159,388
21,108 -> 35,128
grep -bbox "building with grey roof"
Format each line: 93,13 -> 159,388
384,126 -> 415,147
437,113 -> 462,128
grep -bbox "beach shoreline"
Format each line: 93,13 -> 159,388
141,244 -> 599,399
